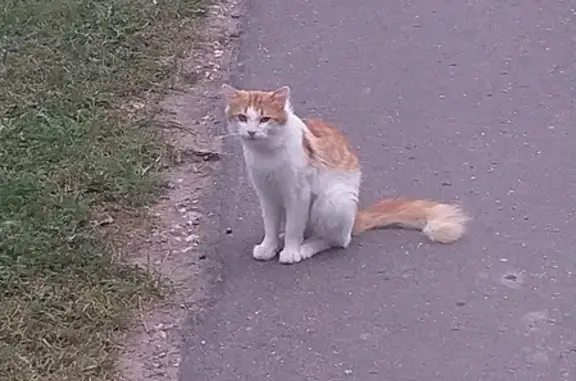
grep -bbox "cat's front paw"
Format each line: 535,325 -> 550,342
253,241 -> 279,261
278,247 -> 304,264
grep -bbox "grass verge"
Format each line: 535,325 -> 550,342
0,0 -> 208,380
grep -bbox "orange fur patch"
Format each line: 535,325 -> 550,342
225,89 -> 288,125
303,118 -> 360,171
353,197 -> 435,234
353,197 -> 469,243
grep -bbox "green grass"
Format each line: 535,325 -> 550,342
0,0 -> 208,380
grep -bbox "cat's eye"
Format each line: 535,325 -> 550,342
260,117 -> 271,123
237,114 -> 247,122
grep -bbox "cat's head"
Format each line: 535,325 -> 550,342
222,84 -> 291,142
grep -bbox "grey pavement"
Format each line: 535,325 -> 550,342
181,1 -> 576,380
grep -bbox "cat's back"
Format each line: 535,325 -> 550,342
303,118 -> 360,172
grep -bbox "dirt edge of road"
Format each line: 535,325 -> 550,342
118,1 -> 246,380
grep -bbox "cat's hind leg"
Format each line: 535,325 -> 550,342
298,237 -> 332,260
293,190 -> 357,261
314,187 -> 357,244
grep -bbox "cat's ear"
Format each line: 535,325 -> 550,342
272,86 -> 291,105
221,84 -> 240,102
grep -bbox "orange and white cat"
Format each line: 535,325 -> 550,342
222,84 -> 469,264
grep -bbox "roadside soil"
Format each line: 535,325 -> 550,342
117,1 -> 245,380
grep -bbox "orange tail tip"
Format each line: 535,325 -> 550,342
353,197 -> 470,243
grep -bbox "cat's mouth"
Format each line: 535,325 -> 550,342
243,132 -> 263,141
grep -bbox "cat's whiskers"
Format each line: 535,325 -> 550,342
215,132 -> 240,140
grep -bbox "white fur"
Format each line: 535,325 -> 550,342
423,204 -> 468,243
225,89 -> 361,264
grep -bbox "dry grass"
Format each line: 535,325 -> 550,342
0,0 -> 208,380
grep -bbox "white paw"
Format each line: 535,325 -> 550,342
278,247 -> 304,264
252,241 -> 279,261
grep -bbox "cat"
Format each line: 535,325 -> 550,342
222,84 -> 469,264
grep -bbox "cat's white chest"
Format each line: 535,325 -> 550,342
244,146 -> 309,200
248,156 -> 303,189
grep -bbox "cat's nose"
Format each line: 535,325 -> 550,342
247,131 -> 256,138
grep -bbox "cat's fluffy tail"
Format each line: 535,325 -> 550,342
353,197 -> 469,243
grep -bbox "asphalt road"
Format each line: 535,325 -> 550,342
181,1 -> 576,380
